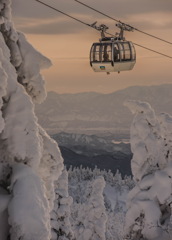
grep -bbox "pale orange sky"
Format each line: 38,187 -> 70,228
12,0 -> 172,93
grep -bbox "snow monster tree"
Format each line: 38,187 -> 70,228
124,100 -> 172,240
0,1 -> 63,239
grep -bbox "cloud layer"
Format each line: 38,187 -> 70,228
12,0 -> 172,35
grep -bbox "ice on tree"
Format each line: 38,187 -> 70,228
17,32 -> 52,104
0,31 -> 42,169
68,166 -> 133,240
72,176 -> 107,240
51,169 -> 74,240
0,0 -> 51,104
124,100 -> 172,240
0,1 -> 64,239
8,163 -> 51,240
124,100 -> 163,181
0,49 -> 7,133
38,126 -> 64,210
0,187 -> 11,240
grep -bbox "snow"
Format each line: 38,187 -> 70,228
0,187 -> 10,240
38,126 -> 64,210
124,100 -> 162,181
0,190 -> 10,212
0,51 -> 7,133
74,176 -> 107,240
104,184 -> 129,212
3,0 -> 172,239
125,100 -> 172,240
68,166 -> 134,240
0,30 -> 43,170
51,169 -> 73,240
17,32 -> 52,104
8,163 -> 51,240
0,1 -> 64,239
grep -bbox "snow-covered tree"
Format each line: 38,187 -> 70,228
38,126 -> 64,211
71,176 -> 107,240
8,163 -> 51,240
85,176 -> 107,240
68,166 -> 133,240
106,211 -> 125,240
0,1 -> 64,239
124,100 -> 172,240
51,169 -> 74,240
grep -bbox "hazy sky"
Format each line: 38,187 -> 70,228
12,0 -> 172,93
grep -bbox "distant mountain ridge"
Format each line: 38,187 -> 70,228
52,132 -> 131,156
51,132 -> 132,176
35,84 -> 172,135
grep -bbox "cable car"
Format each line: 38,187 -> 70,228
90,23 -> 136,73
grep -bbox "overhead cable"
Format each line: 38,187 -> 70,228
35,0 -> 91,28
74,0 -> 172,45
103,31 -> 172,59
34,0 -> 172,59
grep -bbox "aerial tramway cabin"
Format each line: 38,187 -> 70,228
90,37 -> 136,73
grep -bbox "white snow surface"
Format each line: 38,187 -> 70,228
8,163 -> 51,240
0,31 -> 42,169
125,100 -> 163,181
17,32 -> 52,104
68,167 -> 134,240
51,169 -> 74,240
0,1 -> 64,239
104,184 -> 129,212
125,100 -> 172,240
39,126 -> 64,210
73,176 -> 107,240
0,187 -> 10,240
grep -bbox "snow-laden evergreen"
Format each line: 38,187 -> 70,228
78,176 -> 107,240
8,164 -> 50,240
70,175 -> 107,240
51,169 -> 74,240
0,1 -> 64,239
124,100 -> 172,240
17,32 -> 51,104
38,126 -> 64,211
68,166 -> 134,240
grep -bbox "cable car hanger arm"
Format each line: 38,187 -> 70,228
104,31 -> 172,59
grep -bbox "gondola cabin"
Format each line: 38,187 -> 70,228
90,37 -> 136,73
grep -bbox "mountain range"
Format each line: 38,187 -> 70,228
35,84 -> 172,135
52,132 -> 132,176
